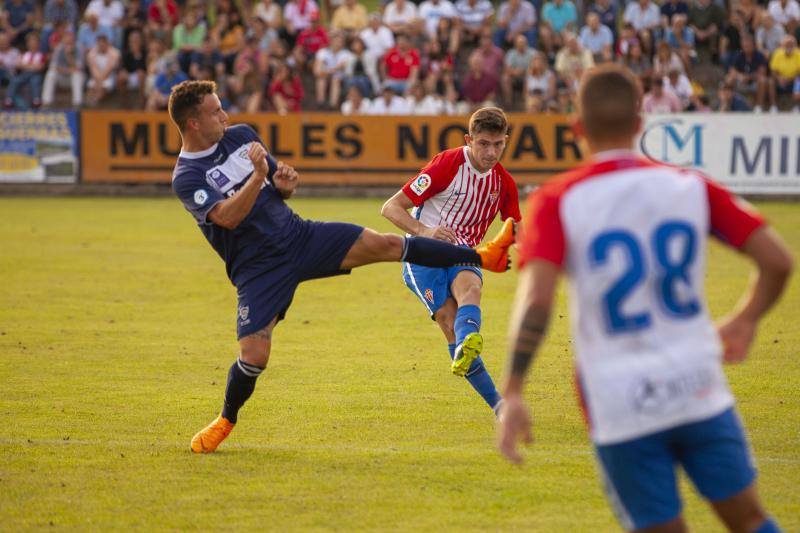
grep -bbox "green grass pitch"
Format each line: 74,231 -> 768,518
0,197 -> 798,531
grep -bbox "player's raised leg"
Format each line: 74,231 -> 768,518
339,221 -> 516,272
190,318 -> 276,453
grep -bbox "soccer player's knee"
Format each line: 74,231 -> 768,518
381,233 -> 404,256
461,283 -> 482,303
240,345 -> 269,369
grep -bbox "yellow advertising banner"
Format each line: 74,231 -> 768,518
80,111 -> 585,184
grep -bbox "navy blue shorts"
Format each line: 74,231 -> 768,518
235,221 -> 363,339
595,407 -> 756,531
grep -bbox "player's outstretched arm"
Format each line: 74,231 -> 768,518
381,190 -> 457,243
717,226 -> 794,364
498,260 -> 559,464
208,143 -> 270,230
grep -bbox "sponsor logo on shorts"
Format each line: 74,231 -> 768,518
410,174 -> 431,196
194,189 -> 208,205
424,288 -> 434,303
238,305 -> 251,326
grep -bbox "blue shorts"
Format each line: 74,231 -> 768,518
402,258 -> 482,317
595,407 -> 756,531
236,221 -> 363,339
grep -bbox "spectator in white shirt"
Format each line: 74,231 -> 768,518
341,84 -> 371,114
624,0 -> 660,31
767,0 -> 800,30
405,82 -> 454,114
283,0 -> 320,45
314,31 -> 354,109
384,0 -> 418,34
756,13 -> 786,57
663,67 -> 693,109
85,33 -> 120,106
359,13 -> 394,61
86,0 -> 124,47
368,83 -> 411,114
419,0 -> 457,38
579,12 -> 613,62
456,0 -> 494,46
624,0 -> 660,54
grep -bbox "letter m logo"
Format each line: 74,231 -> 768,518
662,123 -> 704,167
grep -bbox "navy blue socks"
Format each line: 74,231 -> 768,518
221,358 -> 264,424
402,237 -> 481,268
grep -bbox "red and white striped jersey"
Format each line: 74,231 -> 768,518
401,146 -> 521,246
518,150 -> 765,445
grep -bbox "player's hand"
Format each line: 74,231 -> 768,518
717,314 -> 757,364
273,161 -> 299,198
418,225 -> 458,243
248,142 -> 269,177
497,394 -> 533,464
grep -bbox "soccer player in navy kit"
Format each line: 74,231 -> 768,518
168,80 -> 516,453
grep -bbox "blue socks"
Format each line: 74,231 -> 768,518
454,304 -> 482,347
754,518 -> 781,533
448,304 -> 503,411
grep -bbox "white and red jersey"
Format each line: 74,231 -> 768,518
518,150 -> 765,445
401,146 -> 521,247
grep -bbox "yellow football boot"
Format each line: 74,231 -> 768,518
451,332 -> 483,377
477,218 -> 516,273
190,415 -> 235,453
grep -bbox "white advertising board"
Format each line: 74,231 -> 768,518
637,114 -> 800,195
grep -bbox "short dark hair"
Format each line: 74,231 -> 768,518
578,64 -> 641,143
168,80 -> 217,131
469,106 -> 508,136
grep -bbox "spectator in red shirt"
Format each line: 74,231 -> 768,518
381,33 -> 420,95
460,53 -> 498,109
269,61 -> 305,113
469,31 -> 505,84
147,0 -> 179,37
295,10 -> 329,63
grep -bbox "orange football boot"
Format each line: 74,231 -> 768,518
190,415 -> 235,453
477,218 -> 517,272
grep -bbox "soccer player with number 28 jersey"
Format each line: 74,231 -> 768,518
499,65 -> 793,532
168,81 -> 516,453
383,107 -> 520,417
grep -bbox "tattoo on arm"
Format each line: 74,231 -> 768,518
510,306 -> 550,379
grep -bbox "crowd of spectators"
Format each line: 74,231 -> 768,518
0,0 -> 798,113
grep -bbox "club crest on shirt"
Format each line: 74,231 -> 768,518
237,147 -> 251,160
490,190 -> 499,202
424,288 -> 434,303
194,189 -> 208,205
410,174 -> 431,195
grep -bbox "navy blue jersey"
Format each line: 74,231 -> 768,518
172,124 -> 306,286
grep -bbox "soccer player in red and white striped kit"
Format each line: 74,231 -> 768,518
382,107 -> 521,417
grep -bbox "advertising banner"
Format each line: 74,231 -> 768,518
0,111 -> 80,183
637,114 -> 800,194
80,111 -> 583,185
